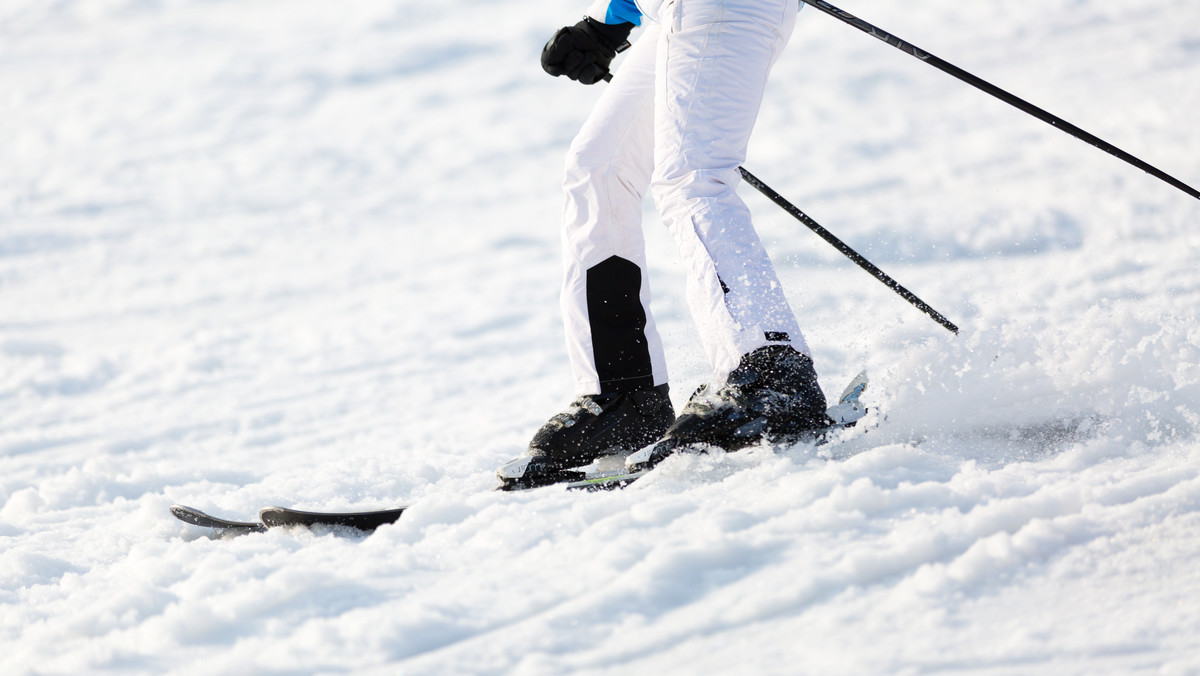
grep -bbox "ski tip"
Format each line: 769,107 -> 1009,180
824,369 -> 870,428
170,504 -> 266,532
837,369 -> 869,404
169,504 -> 199,522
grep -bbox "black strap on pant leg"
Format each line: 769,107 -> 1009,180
587,256 -> 655,393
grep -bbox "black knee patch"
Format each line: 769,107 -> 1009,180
587,256 -> 654,393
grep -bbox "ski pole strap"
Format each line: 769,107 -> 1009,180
599,39 -> 631,82
739,167 -> 960,335
805,0 -> 1200,202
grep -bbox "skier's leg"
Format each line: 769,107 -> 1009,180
651,0 -> 808,384
499,26 -> 675,488
560,25 -> 669,397
627,0 -> 828,466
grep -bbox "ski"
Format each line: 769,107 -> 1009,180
171,503 -> 409,533
172,371 -> 869,532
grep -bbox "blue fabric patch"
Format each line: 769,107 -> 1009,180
604,0 -> 642,26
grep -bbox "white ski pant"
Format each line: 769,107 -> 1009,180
562,0 -> 809,395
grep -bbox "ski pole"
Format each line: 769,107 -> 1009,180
739,167 -> 959,334
804,0 -> 1200,202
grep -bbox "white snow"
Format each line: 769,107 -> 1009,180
3,0 -> 1200,673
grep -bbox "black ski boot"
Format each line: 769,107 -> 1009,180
626,346 -> 829,472
496,384 -> 674,490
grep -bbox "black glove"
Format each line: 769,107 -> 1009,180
541,17 -> 634,85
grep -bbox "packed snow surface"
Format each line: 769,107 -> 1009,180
3,0 -> 1200,673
